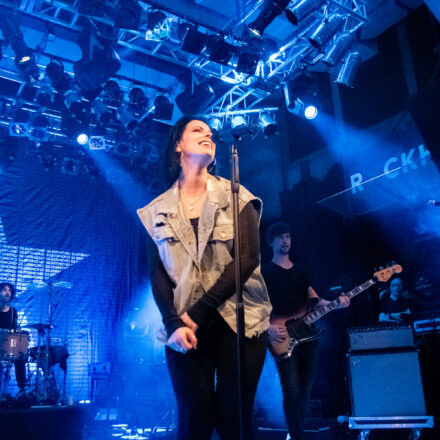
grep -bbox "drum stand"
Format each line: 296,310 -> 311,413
0,361 -> 12,399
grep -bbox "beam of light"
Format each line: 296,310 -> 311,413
310,111 -> 440,238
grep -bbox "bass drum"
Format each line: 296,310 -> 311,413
0,329 -> 29,361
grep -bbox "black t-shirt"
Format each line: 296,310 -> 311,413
262,262 -> 311,317
0,307 -> 18,330
379,296 -> 410,315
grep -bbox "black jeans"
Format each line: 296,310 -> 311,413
275,339 -> 319,440
165,315 -> 267,440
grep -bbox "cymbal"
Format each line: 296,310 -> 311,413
26,281 -> 48,289
28,323 -> 54,330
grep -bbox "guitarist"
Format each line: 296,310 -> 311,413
262,222 -> 349,440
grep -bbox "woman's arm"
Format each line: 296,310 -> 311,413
146,234 -> 185,338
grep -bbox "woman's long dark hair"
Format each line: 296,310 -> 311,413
162,115 -> 216,187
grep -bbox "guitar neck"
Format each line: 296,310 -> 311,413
304,278 -> 377,324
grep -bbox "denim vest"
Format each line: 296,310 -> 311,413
137,175 -> 271,338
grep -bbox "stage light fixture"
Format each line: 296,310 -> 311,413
335,51 -> 361,88
248,0 -> 291,38
45,59 -> 71,93
9,108 -> 29,137
14,53 -> 40,83
230,115 -> 251,138
128,87 -> 148,116
205,35 -> 234,66
28,114 -> 49,141
209,117 -> 223,133
74,25 -> 121,92
116,103 -> 137,129
89,125 -> 107,150
309,13 -> 345,52
285,0 -> 323,26
179,23 -> 206,55
175,81 -> 215,114
304,105 -> 318,119
92,98 -> 113,124
35,84 -> 54,107
146,11 -> 172,41
76,133 -> 89,145
259,113 -> 278,136
102,80 -> 124,107
322,32 -> 353,67
236,47 -> 260,75
152,95 -> 173,120
114,0 -> 142,30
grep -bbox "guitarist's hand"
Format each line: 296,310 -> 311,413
337,294 -> 350,309
268,325 -> 287,342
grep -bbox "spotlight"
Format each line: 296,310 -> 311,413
28,114 -> 49,141
259,113 -> 278,136
74,25 -> 121,91
45,59 -> 71,93
128,87 -> 148,116
14,53 -> 40,83
35,84 -> 54,107
285,0 -> 323,26
236,47 -> 260,75
146,11 -> 172,41
209,117 -> 223,133
89,125 -> 107,151
309,14 -> 345,52
179,23 -> 206,55
283,74 -> 320,119
92,98 -> 113,124
322,32 -> 353,67
335,51 -> 361,88
153,95 -> 173,120
231,115 -> 250,138
116,104 -> 137,129
248,0 -> 291,38
304,105 -> 318,119
205,35 -> 234,66
175,81 -> 215,114
114,0 -> 142,30
76,133 -> 89,145
102,80 -> 123,107
9,108 -> 29,137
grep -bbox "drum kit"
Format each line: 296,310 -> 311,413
0,280 -> 71,404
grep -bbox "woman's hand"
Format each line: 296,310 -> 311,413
181,312 -> 199,333
267,325 -> 287,343
167,327 -> 197,353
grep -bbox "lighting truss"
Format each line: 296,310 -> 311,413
10,0 -> 368,115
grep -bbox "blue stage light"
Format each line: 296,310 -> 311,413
77,133 -> 89,145
304,105 -> 318,119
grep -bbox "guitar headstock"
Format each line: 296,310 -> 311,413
374,264 -> 403,283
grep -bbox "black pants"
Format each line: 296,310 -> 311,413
166,315 -> 267,440
275,339 -> 319,440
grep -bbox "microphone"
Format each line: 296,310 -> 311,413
428,200 -> 440,207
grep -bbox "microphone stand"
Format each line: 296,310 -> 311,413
231,139 -> 247,440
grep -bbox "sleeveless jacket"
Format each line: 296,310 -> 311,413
137,175 -> 271,338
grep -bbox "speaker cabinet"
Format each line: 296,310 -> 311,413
348,351 -> 427,417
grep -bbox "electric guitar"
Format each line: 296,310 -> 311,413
268,264 -> 403,360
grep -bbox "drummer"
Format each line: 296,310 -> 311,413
0,283 -> 26,392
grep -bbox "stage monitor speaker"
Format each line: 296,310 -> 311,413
348,350 -> 427,417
